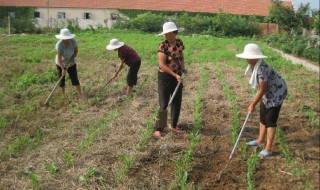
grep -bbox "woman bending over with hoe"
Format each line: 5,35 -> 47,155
55,28 -> 82,102
106,38 -> 141,97
236,43 -> 287,159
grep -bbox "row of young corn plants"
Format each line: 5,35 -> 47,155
78,72 -> 158,186
246,147 -> 259,190
112,107 -> 158,182
170,64 -> 209,189
110,72 -> 159,184
215,64 -> 260,189
275,127 -> 312,189
214,69 -> 240,144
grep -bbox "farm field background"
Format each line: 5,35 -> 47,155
0,29 -> 319,189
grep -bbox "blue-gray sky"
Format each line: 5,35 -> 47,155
290,0 -> 319,10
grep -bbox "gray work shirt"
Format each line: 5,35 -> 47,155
55,38 -> 77,68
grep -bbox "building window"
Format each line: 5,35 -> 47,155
34,12 -> 40,18
57,12 -> 66,19
111,13 -> 119,20
83,13 -> 91,19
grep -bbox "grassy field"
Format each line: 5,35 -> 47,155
0,29 -> 319,189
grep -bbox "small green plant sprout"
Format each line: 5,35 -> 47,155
79,167 -> 98,183
47,161 -> 58,175
119,154 -> 135,174
27,171 -> 40,190
64,151 -> 73,167
0,116 -> 8,129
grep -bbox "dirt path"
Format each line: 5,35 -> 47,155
269,47 -> 319,73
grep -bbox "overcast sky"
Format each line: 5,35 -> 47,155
289,0 -> 319,10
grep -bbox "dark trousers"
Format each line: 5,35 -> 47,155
127,59 -> 141,87
154,72 -> 183,131
56,64 -> 80,87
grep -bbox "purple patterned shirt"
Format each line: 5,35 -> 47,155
118,44 -> 140,67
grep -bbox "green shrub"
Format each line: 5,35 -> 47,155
113,12 -> 165,32
264,33 -> 320,63
115,11 -> 261,37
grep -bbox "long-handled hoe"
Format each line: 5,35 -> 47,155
44,67 -> 69,106
217,112 -> 250,182
168,73 -> 185,106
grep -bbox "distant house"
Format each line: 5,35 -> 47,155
0,0 -> 293,29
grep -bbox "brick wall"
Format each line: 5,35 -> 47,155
259,23 -> 279,36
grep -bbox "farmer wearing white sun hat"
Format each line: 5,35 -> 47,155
236,43 -> 287,159
106,38 -> 141,96
153,22 -> 186,138
55,28 -> 82,102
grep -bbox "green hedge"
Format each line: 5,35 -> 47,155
113,11 -> 261,37
264,33 -> 320,63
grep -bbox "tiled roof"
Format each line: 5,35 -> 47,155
0,0 -> 293,16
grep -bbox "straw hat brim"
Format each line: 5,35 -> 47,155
157,28 -> 181,36
236,53 -> 267,59
55,34 -> 76,40
106,42 -> 124,50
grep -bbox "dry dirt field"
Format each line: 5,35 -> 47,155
0,33 -> 319,189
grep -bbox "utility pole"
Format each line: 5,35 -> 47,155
8,11 -> 10,35
8,11 -> 14,35
47,0 -> 50,28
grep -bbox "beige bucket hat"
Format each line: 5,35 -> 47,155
158,22 -> 180,36
55,29 -> 75,40
106,38 -> 124,50
236,43 -> 267,59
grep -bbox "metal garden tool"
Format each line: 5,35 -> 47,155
97,78 -> 113,95
217,112 -> 250,181
44,66 -> 69,106
168,72 -> 185,106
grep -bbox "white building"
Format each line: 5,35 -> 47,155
33,7 -> 122,29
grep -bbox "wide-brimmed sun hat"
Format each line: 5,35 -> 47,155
106,38 -> 124,50
236,43 -> 267,59
158,22 -> 180,36
55,28 -> 75,40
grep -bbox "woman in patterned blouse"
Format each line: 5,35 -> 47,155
236,43 -> 287,159
154,22 -> 186,138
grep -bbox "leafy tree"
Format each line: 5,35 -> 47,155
295,3 -> 312,30
266,0 -> 297,31
311,9 -> 320,34
0,6 -> 36,33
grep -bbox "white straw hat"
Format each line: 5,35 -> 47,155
55,29 -> 75,40
158,22 -> 180,36
236,43 -> 267,59
106,38 -> 124,50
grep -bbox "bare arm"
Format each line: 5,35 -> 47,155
113,58 -> 125,79
248,82 -> 267,113
158,52 -> 182,82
